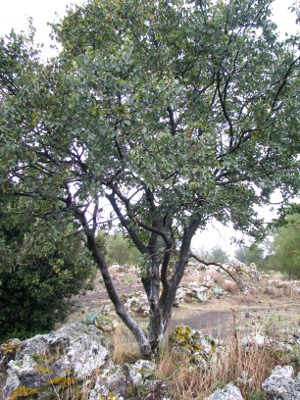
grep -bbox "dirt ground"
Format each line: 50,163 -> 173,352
70,269 -> 300,342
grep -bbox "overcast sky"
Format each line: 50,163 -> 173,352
0,0 -> 298,257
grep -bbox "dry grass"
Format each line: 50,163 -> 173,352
182,272 -> 207,284
208,271 -> 225,285
110,326 -> 141,364
223,280 -> 239,294
156,330 -> 288,400
264,284 -> 300,298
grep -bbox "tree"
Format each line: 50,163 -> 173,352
0,195 -> 96,341
268,214 -> 300,277
208,246 -> 229,264
234,245 -> 265,268
0,0 -> 299,357
105,233 -> 140,266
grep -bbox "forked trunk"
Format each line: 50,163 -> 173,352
147,308 -> 167,354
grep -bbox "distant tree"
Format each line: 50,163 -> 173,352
0,0 -> 299,357
234,245 -> 265,268
106,233 -> 140,266
208,246 -> 229,264
268,214 -> 300,277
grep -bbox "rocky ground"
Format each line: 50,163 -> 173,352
2,261 -> 300,399
69,262 -> 300,342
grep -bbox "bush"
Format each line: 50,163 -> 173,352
0,199 -> 96,341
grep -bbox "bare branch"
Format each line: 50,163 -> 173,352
189,251 -> 238,284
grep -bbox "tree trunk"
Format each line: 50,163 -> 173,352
147,307 -> 168,354
145,218 -> 201,353
76,207 -> 200,358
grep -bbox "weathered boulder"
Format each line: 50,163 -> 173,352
240,334 -> 292,353
225,260 -> 259,293
185,262 -> 206,274
0,339 -> 21,370
86,306 -> 119,333
124,291 -> 149,316
205,383 -> 244,400
88,360 -> 167,400
175,278 -> 227,305
169,325 -> 221,369
175,283 -> 214,304
262,365 -> 300,399
3,322 -> 111,400
185,285 -> 212,303
94,314 -> 119,333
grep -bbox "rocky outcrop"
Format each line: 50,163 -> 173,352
175,280 -> 227,305
262,365 -> 300,399
169,325 -> 222,369
3,322 -> 111,400
121,291 -> 150,316
3,318 -> 300,400
86,305 -> 119,333
1,322 -> 168,400
89,360 -> 167,400
225,260 -> 259,293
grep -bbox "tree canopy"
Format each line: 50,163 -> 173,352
0,0 -> 299,356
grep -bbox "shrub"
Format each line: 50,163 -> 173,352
0,200 -> 96,341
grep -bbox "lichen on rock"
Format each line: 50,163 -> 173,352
169,325 -> 221,369
3,322 -> 111,400
88,359 -> 166,400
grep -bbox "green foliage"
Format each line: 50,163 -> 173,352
207,247 -> 229,264
234,245 -> 266,269
0,197 -> 96,341
0,0 -> 300,353
1,0 -> 299,247
249,391 -> 266,400
98,232 -> 140,266
268,214 -> 300,278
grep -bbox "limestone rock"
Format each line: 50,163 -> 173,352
94,314 -> 119,333
240,334 -> 269,349
86,306 -> 119,333
262,365 -> 300,399
124,291 -> 149,316
284,372 -> 300,400
3,322 -> 111,400
240,335 -> 292,353
205,383 -> 244,400
225,260 -> 259,294
169,325 -> 221,369
0,339 -> 21,370
88,360 -> 167,400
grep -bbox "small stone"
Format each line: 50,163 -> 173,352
205,382 -> 244,400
